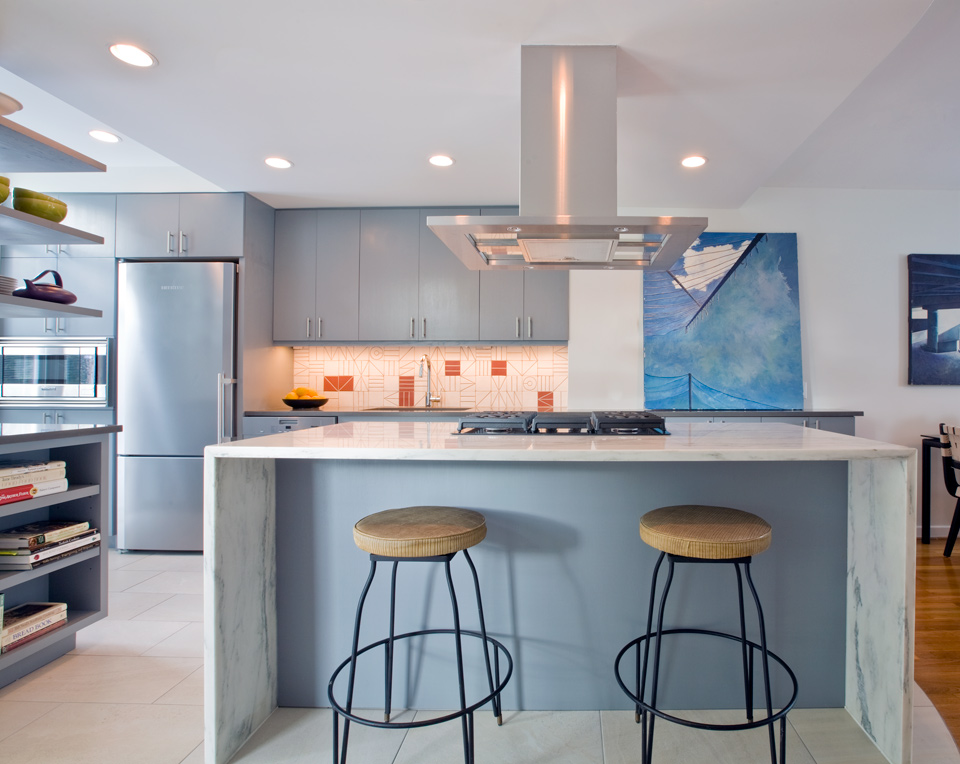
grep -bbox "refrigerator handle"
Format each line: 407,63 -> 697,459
217,373 -> 238,444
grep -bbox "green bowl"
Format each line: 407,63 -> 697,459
13,196 -> 68,223
12,187 -> 64,204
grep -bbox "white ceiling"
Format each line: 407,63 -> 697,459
0,0 -> 955,210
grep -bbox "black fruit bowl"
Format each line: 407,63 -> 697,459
282,397 -> 329,409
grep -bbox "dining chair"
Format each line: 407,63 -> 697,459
937,423 -> 960,557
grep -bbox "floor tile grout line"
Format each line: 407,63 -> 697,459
786,714 -> 817,764
598,709 -> 605,764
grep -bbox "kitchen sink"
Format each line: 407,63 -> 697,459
364,407 -> 471,412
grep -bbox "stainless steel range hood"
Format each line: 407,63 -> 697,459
427,45 -> 707,271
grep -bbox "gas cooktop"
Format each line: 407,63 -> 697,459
456,411 -> 669,436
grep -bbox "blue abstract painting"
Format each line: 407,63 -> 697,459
643,232 -> 803,410
908,254 -> 960,385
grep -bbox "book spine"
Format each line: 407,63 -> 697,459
0,529 -> 97,556
1,618 -> 67,653
0,603 -> 68,638
39,521 -> 90,545
0,460 -> 65,478
29,533 -> 100,563
1,610 -> 67,646
0,540 -> 99,570
0,479 -> 68,507
0,468 -> 66,489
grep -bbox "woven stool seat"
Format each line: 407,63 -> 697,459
353,506 -> 487,557
639,505 -> 772,559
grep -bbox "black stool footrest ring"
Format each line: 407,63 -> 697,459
614,627 -> 799,732
328,628 -> 513,730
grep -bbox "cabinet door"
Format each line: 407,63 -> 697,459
316,209 -> 360,341
115,194 -> 180,258
273,210 -> 318,342
523,270 -> 569,341
0,255 -> 59,336
0,409 -> 49,424
178,193 -> 244,259
56,194 -> 116,258
55,257 -> 116,336
478,207 -> 523,341
418,207 -> 479,341
358,209 -> 420,341
55,408 -> 115,425
479,271 -> 524,341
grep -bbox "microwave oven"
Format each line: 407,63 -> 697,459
0,338 -> 110,406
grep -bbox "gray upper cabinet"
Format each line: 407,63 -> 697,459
478,207 -> 569,342
273,210 -> 318,342
418,207 -> 479,341
116,193 -> 244,259
358,209 -> 420,341
316,210 -> 360,341
273,209 -> 359,342
522,270 -> 569,341
56,194 -> 116,258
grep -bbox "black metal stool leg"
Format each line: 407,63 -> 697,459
636,552 -> 666,725
384,561 -> 399,722
644,554 -> 676,764
744,560 -> 779,764
337,559 -> 379,764
735,562 -> 754,722
463,548 -> 503,724
444,556 -> 473,764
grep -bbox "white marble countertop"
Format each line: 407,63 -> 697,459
208,421 -> 912,462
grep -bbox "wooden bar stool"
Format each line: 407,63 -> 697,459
614,505 -> 798,764
328,506 -> 512,764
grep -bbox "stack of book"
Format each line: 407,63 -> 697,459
0,460 -> 68,506
0,520 -> 100,571
0,602 -> 67,653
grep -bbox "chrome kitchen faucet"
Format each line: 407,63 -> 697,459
418,354 -> 442,408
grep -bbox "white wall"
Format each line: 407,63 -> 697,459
568,186 -> 960,533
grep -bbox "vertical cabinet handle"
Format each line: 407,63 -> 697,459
515,317 -> 520,339
306,318 -> 312,339
527,316 -> 533,339
56,317 -> 65,333
43,412 -> 52,424
410,317 -> 415,339
179,231 -> 188,254
167,231 -> 176,253
44,318 -> 54,334
56,413 -> 64,425
422,317 -> 427,339
318,318 -> 323,339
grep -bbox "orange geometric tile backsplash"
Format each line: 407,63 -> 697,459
293,345 -> 568,412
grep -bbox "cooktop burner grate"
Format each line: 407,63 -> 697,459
591,411 -> 669,435
531,411 -> 595,433
456,411 -> 535,433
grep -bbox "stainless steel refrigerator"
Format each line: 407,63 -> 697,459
116,260 -> 237,551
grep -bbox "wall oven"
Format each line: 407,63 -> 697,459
0,338 -> 110,406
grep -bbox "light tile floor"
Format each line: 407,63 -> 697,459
0,550 -> 955,764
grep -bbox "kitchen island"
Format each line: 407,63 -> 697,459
203,421 -> 915,764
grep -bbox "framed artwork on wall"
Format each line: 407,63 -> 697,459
908,254 -> 960,385
643,232 -> 803,410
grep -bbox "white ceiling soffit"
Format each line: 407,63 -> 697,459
0,0 -> 949,209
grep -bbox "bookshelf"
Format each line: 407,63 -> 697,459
0,426 -> 119,687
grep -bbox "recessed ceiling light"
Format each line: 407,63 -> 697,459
265,157 -> 293,169
0,92 -> 23,116
429,155 -> 455,167
89,129 -> 121,143
109,43 -> 157,68
681,155 -> 707,168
